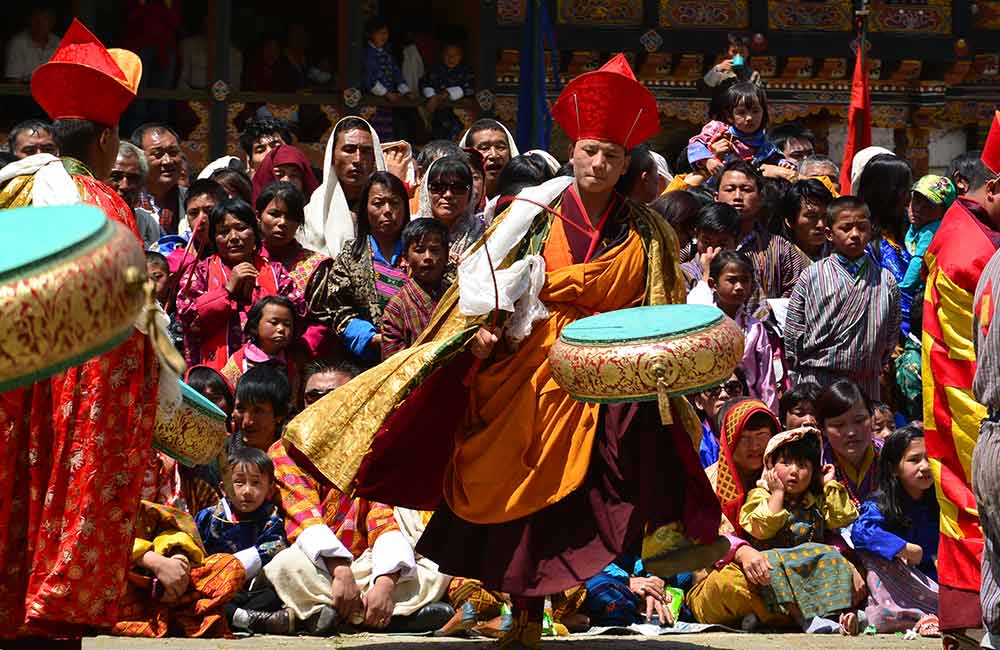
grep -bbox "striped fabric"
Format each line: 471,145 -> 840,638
268,440 -> 399,557
373,258 -> 408,310
972,421 -> 1000,633
785,253 -> 900,400
380,277 -> 442,359
738,224 -> 805,314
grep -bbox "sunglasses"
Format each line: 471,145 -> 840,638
304,388 -> 333,403
428,181 -> 470,195
706,380 -> 745,398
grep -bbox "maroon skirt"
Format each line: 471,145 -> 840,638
416,401 -> 719,596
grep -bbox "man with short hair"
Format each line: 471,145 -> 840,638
131,122 -> 187,235
239,117 -> 292,176
301,116 -> 387,257
924,115 -> 1000,648
716,159 -> 804,312
7,118 -> 58,159
797,154 -> 839,186
460,118 -> 519,200
0,20 -> 160,639
615,143 -> 660,204
770,123 -> 815,164
107,141 -> 161,246
950,150 -> 991,196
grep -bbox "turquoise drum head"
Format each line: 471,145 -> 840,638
179,380 -> 228,421
0,204 -> 107,279
560,304 -> 724,346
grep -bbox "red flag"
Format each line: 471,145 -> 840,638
840,38 -> 871,195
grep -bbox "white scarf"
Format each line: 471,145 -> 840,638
300,116 -> 387,258
458,175 -> 573,343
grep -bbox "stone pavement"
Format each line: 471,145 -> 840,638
85,633 -> 940,649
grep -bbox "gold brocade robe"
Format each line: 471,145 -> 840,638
283,194 -> 691,524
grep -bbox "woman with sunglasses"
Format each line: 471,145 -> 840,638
692,370 -> 748,468
310,171 -> 410,364
418,154 -> 485,262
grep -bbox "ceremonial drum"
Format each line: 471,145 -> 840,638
154,380 -> 229,466
548,304 -> 745,403
0,205 -> 146,392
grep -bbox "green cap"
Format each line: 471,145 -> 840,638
911,174 -> 957,208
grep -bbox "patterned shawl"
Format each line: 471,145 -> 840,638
716,398 -> 780,536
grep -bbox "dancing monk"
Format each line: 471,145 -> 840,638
283,54 -> 723,649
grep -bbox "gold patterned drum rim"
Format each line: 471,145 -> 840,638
154,380 -> 229,467
0,219 -> 145,392
548,306 -> 745,403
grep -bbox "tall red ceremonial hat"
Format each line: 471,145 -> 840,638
983,110 -> 1000,176
551,53 -> 660,150
31,19 -> 142,126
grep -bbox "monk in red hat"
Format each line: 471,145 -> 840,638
922,110 -> 1000,647
0,20 -> 162,640
279,54 -> 723,648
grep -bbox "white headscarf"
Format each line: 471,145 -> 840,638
849,146 -> 893,196
523,149 -> 560,176
300,116 -> 386,257
458,120 -> 521,158
650,150 -> 673,183
197,155 -> 242,180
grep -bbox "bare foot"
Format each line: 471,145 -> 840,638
839,611 -> 860,636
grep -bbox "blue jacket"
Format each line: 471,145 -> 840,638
195,498 -> 287,579
852,496 -> 938,581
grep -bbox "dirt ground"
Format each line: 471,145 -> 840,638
84,632 -> 941,649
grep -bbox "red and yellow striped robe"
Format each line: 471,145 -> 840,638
922,197 -> 1000,629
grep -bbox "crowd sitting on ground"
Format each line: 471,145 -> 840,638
11,26 -> 1000,648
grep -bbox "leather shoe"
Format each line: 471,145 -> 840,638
387,602 -> 455,633
245,607 -> 296,635
301,605 -> 339,636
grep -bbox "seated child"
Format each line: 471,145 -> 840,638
785,197 -> 900,401
362,17 -> 411,141
851,426 -> 939,636
420,41 -> 475,140
221,295 -> 298,395
687,82 -> 786,183
196,445 -> 297,636
870,402 -> 896,441
111,500 -> 243,638
779,381 -> 821,430
817,378 -> 882,504
679,201 -> 741,288
690,250 -> 777,411
739,428 -> 864,634
381,218 -> 450,360
146,251 -> 171,306
232,365 -> 292,452
187,365 -> 235,415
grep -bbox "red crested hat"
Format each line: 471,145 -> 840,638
551,53 -> 659,150
983,111 -> 1000,176
31,19 -> 141,126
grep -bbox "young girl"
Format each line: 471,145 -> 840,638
221,296 -> 299,397
851,426 -> 939,635
687,82 -> 786,181
689,250 -> 777,411
176,198 -> 305,370
739,428 -> 863,634
816,378 -> 881,505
